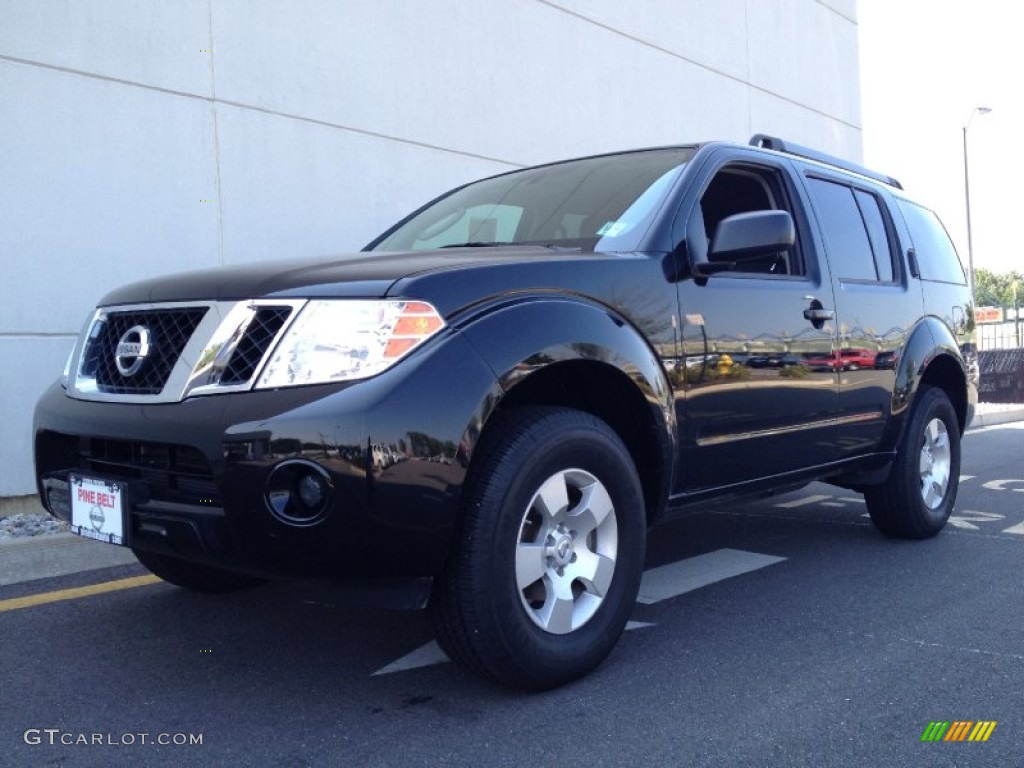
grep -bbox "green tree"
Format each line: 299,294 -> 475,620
973,268 -> 1024,307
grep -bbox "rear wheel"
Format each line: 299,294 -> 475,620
133,549 -> 266,593
430,407 -> 645,689
865,386 -> 960,539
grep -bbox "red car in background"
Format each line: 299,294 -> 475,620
804,348 -> 877,371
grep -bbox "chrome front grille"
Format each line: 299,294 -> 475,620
69,299 -> 306,403
81,308 -> 208,395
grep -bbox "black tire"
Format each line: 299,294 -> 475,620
865,386 -> 960,539
133,548 -> 266,593
430,407 -> 646,690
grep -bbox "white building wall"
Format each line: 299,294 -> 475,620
0,0 -> 861,499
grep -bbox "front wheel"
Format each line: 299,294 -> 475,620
865,386 -> 961,539
133,548 -> 266,593
430,407 -> 646,689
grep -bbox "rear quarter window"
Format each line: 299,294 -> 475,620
895,199 -> 966,284
806,177 -> 895,283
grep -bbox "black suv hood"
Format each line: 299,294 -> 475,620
98,247 -> 595,305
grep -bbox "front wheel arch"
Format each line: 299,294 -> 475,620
457,296 -> 676,524
492,359 -> 671,525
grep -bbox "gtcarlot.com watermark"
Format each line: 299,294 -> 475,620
24,729 -> 203,747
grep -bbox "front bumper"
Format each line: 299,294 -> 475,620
34,332 -> 498,599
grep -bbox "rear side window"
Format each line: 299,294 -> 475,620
854,190 -> 895,282
895,199 -> 966,284
806,177 -> 895,282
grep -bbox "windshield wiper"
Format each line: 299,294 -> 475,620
439,241 -> 512,248
439,242 -> 580,251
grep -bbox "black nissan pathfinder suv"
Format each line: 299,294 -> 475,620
35,135 -> 977,689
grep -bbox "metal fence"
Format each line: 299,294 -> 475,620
978,320 -> 1022,351
978,348 -> 1024,403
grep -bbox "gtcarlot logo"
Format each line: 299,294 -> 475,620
24,729 -> 203,747
921,721 -> 997,742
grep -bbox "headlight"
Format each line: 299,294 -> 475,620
256,300 -> 445,388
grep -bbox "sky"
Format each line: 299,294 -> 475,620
857,1 -> 1023,276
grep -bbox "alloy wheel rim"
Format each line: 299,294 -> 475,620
919,417 -> 951,510
515,468 -> 618,635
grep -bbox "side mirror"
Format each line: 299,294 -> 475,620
693,210 -> 795,276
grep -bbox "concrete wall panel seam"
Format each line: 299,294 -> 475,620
534,0 -> 859,129
0,53 -> 526,168
207,0 -> 226,267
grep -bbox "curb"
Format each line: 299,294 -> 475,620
969,408 -> 1024,430
0,533 -> 138,588
0,494 -> 48,519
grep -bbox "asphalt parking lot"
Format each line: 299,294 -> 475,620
2,410 -> 1022,767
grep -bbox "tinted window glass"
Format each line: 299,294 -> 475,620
371,148 -> 692,252
695,165 -> 802,276
854,189 -> 895,282
411,204 -> 524,249
807,178 -> 876,281
896,199 -> 966,284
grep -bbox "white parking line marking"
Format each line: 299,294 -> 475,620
1002,521 -> 1024,535
372,549 -> 785,676
775,494 -> 831,509
371,620 -> 661,677
625,620 -> 656,631
947,510 -> 1004,530
637,548 -> 786,605
372,641 -> 448,676
822,497 -> 865,509
982,479 -> 1024,492
960,475 -> 976,483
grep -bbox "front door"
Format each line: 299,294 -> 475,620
672,152 -> 840,492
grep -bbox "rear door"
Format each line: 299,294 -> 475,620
672,148 -> 840,492
799,171 -> 920,456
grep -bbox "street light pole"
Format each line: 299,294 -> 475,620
962,106 -> 992,298
1015,280 -> 1021,348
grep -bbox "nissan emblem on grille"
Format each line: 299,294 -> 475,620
114,325 -> 151,377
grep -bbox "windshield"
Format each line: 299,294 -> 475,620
369,148 -> 693,252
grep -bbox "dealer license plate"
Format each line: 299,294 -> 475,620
69,475 -> 126,546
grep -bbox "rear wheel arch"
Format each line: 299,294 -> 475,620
918,353 -> 968,434
886,317 -> 970,445
841,321 -> 969,490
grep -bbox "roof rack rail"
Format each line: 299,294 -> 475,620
749,134 -> 902,190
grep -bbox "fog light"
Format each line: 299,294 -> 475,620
297,471 -> 327,510
265,460 -> 333,526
